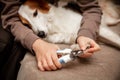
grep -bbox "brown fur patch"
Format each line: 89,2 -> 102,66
24,0 -> 50,13
19,14 -> 32,28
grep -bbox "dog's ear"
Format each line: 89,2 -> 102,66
19,14 -> 32,29
36,0 -> 50,10
25,0 -> 50,12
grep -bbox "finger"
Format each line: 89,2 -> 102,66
88,41 -> 101,52
46,55 -> 57,70
89,40 -> 98,48
87,47 -> 100,53
52,53 -> 62,69
79,52 -> 93,58
42,58 -> 51,71
37,61 -> 45,71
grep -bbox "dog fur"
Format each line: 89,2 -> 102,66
99,0 -> 120,26
18,0 -> 120,49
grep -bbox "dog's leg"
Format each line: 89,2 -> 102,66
70,44 -> 80,50
46,33 -> 76,44
99,25 -> 120,48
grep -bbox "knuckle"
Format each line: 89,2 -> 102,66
43,64 -> 48,69
49,64 -> 54,68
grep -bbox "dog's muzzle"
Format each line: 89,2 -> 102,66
38,31 -> 46,38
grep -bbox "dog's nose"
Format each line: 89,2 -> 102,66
38,31 -> 46,38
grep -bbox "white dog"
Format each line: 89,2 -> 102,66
18,0 -> 120,49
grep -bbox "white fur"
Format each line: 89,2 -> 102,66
19,5 -> 49,34
19,4 -> 82,44
18,1 -> 120,48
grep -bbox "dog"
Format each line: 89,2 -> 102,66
18,0 -> 82,47
18,0 -> 120,49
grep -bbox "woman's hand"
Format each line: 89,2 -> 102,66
77,36 -> 101,58
32,39 -> 62,71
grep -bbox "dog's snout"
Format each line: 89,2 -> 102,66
38,31 -> 46,38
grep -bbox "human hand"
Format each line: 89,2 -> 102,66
77,36 -> 101,58
32,39 -> 62,71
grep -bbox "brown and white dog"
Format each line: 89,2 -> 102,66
18,0 -> 120,49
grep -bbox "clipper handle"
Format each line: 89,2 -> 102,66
58,54 -> 74,64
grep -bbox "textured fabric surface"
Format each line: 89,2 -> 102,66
17,43 -> 120,80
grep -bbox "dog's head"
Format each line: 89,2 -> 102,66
19,0 -> 51,38
19,0 -> 81,38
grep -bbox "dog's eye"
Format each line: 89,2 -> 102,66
33,10 -> 38,17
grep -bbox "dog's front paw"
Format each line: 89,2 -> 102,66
70,44 -> 79,50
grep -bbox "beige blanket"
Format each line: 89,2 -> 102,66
17,42 -> 120,80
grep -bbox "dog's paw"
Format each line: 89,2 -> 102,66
70,44 -> 79,50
